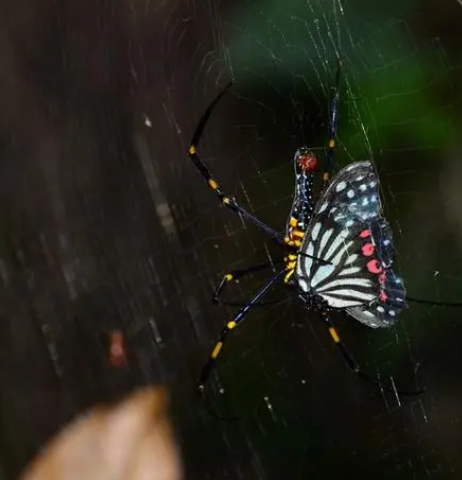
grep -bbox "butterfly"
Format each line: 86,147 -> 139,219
295,160 -> 406,328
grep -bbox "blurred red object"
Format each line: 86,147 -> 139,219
108,330 -> 127,367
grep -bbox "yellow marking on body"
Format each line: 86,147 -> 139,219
287,261 -> 296,269
329,327 -> 340,343
189,145 -> 196,154
294,240 -> 302,247
328,139 -> 335,148
290,217 -> 298,227
222,197 -> 230,205
225,274 -> 233,281
227,321 -> 237,330
284,269 -> 294,283
208,178 -> 219,190
211,342 -> 223,359
288,254 -> 297,261
323,172 -> 329,181
292,230 -> 304,238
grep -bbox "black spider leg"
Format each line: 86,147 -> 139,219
198,269 -> 286,404
322,60 -> 342,189
213,262 -> 283,307
320,312 -> 425,397
214,251 -> 331,307
406,296 -> 462,307
188,82 -> 285,245
297,251 -> 332,265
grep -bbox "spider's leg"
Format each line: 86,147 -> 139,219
198,269 -> 285,396
213,262 -> 283,306
320,311 -> 424,396
188,84 -> 285,244
406,295 -> 462,307
322,60 -> 342,189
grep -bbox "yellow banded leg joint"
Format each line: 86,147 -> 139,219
227,321 -> 237,330
329,327 -> 340,343
208,178 -> 219,190
211,341 -> 223,359
284,269 -> 294,283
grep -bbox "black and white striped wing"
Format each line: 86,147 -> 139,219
295,161 -> 407,328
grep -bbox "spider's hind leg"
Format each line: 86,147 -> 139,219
320,311 -> 424,397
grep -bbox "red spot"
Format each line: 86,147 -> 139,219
378,272 -> 386,283
361,243 -> 374,256
379,292 -> 388,302
359,229 -> 371,238
109,330 -> 127,367
297,153 -> 318,172
367,259 -> 383,274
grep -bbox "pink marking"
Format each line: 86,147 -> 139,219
379,291 -> 388,302
367,259 -> 383,274
361,243 -> 374,256
359,229 -> 371,238
378,272 -> 386,284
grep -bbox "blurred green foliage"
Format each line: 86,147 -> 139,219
226,0 -> 458,158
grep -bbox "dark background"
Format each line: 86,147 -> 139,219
1,0 -> 462,479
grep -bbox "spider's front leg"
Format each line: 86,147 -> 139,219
323,59 -> 342,189
188,83 -> 285,244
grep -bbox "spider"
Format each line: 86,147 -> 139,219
188,62 -> 459,403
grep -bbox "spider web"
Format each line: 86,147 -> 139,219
1,0 -> 462,479
177,1 -> 462,478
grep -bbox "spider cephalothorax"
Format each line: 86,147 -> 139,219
295,147 -> 319,173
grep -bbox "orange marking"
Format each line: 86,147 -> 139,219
208,179 -> 219,190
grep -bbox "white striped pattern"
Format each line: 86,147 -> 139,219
296,221 -> 375,308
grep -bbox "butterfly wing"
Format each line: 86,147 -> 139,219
295,161 -> 407,328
